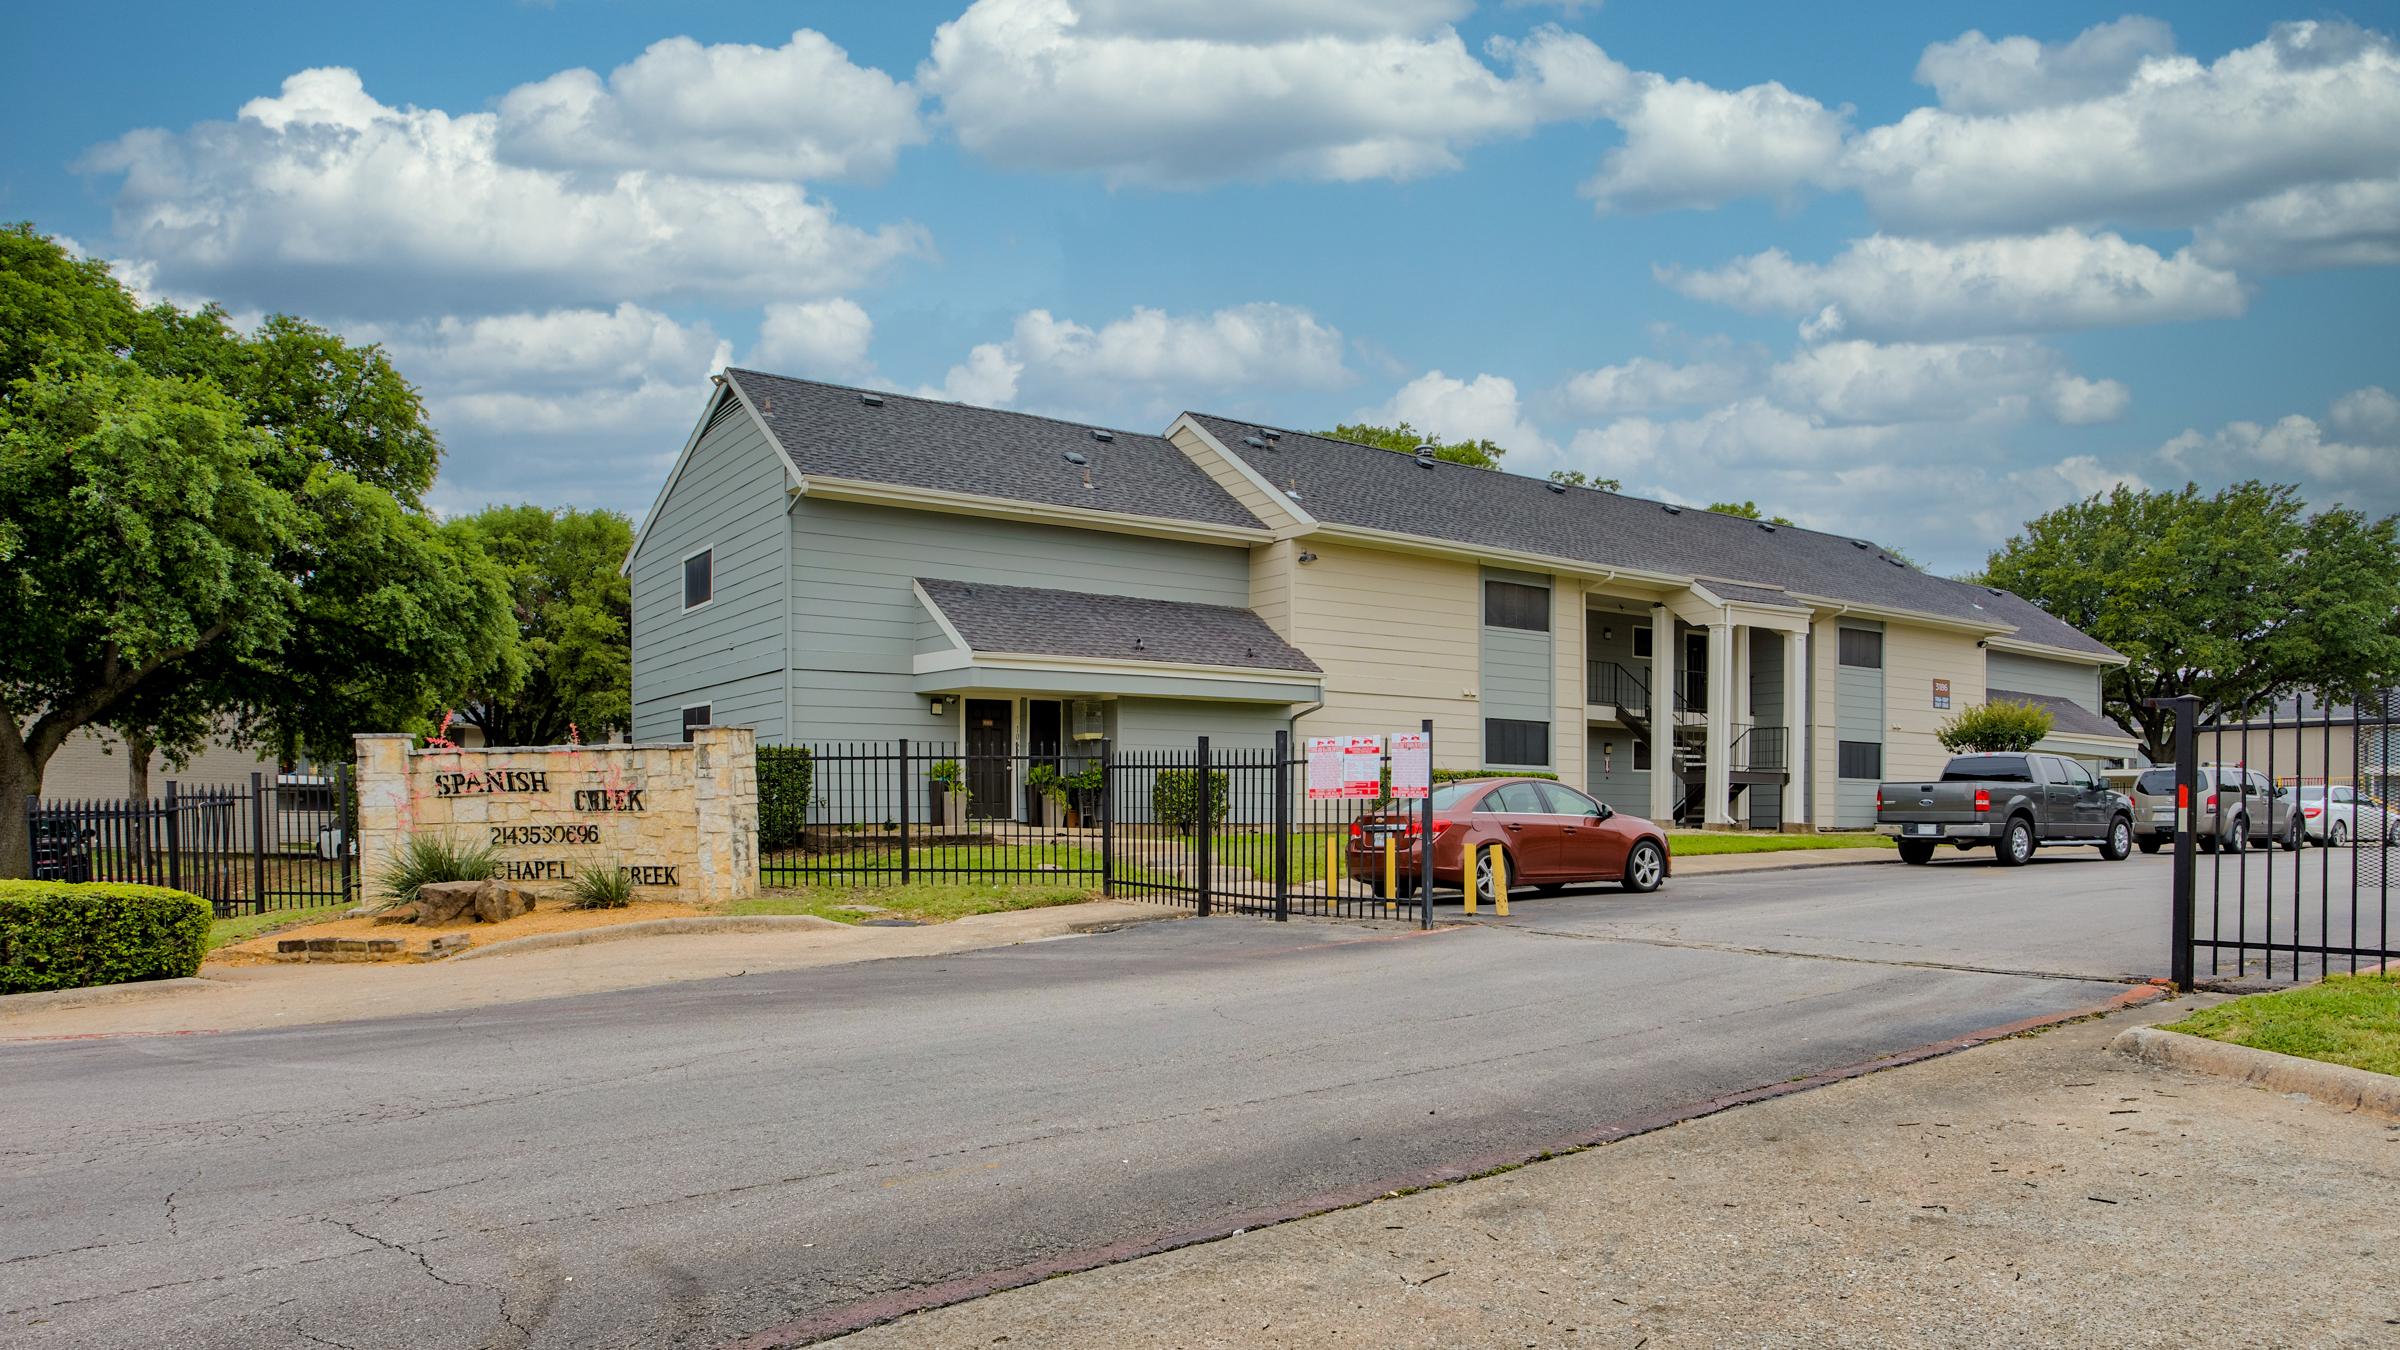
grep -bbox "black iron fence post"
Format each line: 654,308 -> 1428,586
1195,736 -> 1213,917
1272,730 -> 1290,922
1418,718 -> 1434,931
1099,739 -> 1115,898
250,771 -> 269,910
337,763 -> 356,904
2150,695 -> 2198,990
898,738 -> 912,886
163,780 -> 182,895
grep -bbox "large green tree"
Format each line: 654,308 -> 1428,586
1321,420 -> 1508,470
0,224 -> 518,875
444,505 -> 635,747
1982,481 -> 2400,762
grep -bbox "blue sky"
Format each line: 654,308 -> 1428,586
5,0 -> 2397,572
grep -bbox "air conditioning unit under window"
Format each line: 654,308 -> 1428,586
1071,699 -> 1106,741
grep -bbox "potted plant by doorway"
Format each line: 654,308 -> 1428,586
1063,761 -> 1104,829
927,759 -> 965,833
1026,764 -> 1068,831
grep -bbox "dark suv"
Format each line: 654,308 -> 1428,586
29,814 -> 96,882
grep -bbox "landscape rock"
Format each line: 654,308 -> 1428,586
412,880 -> 485,925
473,881 -> 539,924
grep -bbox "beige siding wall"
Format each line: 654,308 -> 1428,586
1550,578 -> 1585,786
1168,424 -> 1291,527
41,727 -> 278,800
1881,623 -> 1987,783
1288,540 -> 1481,768
1808,616 -> 1840,825
1250,539 -> 1296,640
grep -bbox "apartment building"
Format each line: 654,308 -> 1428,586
628,370 -> 2136,829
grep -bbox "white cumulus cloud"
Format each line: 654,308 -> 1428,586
1361,370 -> 1560,466
1913,16 -> 2177,114
2158,389 -> 2400,516
1766,339 -> 2128,427
749,299 -> 876,378
921,301 -> 1352,411
1582,75 -> 1847,213
80,67 -> 929,316
1660,229 -> 2246,340
919,0 -> 1626,186
495,29 -> 926,182
1558,355 -> 1751,416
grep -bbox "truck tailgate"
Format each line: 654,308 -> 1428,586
1876,782 -> 1986,826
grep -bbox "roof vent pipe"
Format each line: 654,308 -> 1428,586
1546,480 -> 1567,494
1413,444 -> 1437,468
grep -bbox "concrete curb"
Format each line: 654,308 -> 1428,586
1674,850 -> 1894,877
0,976 -> 228,1019
2109,1025 -> 2400,1119
448,914 -> 848,962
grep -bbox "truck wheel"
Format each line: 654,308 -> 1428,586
1996,816 -> 2035,867
2137,836 -> 2163,855
2102,817 -> 2134,861
2224,817 -> 2248,853
1898,839 -> 1937,865
2279,818 -> 2303,852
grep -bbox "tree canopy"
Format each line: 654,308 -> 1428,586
1937,698 -> 2054,754
1981,481 -> 2400,762
1549,469 -> 1624,492
445,505 -> 635,748
1705,500 -> 1794,526
1321,421 -> 1506,470
0,223 -> 517,874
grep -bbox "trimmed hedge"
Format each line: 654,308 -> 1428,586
1152,769 -> 1231,836
0,882 -> 213,995
757,745 -> 816,850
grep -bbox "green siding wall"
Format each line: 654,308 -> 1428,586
1479,569 -> 1554,767
1988,649 -> 2104,711
1834,620 -> 1886,827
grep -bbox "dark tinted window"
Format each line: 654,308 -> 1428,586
1942,754 -> 2033,782
1837,628 -> 1883,668
1484,580 -> 1551,631
1484,718 -> 1550,766
1538,783 -> 1603,817
2136,768 -> 2177,794
1632,739 -> 1652,771
1631,625 -> 1653,658
1838,740 -> 1883,780
1485,782 -> 1549,814
683,549 -> 714,608
681,704 -> 712,743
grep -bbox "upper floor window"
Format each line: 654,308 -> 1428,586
682,704 -> 712,743
1631,624 -> 1653,659
1484,580 -> 1550,632
1837,627 -> 1883,668
682,548 -> 714,611
1484,717 -> 1551,767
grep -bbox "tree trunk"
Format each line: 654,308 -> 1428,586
0,740 -> 39,880
125,732 -> 155,866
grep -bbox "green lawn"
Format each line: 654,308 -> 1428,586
2162,974 -> 2400,1077
1210,830 -> 1346,883
735,881 -> 1099,925
1666,830 -> 1894,856
205,902 -> 355,952
759,843 -> 1106,887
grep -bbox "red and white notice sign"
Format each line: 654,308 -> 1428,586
1305,737 -> 1346,800
1388,731 -> 1431,799
1341,735 -> 1385,797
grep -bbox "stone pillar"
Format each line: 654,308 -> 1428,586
1649,602 -> 1676,823
689,725 -> 758,905
1785,630 -> 1811,829
1704,620 -> 1736,827
353,733 -> 415,905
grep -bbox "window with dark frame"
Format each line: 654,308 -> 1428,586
683,549 -> 714,610
1484,717 -> 1550,766
1631,624 -> 1652,659
1837,627 -> 1882,668
1633,739 -> 1652,771
1837,739 -> 1882,779
1483,579 -> 1551,632
681,705 -> 712,743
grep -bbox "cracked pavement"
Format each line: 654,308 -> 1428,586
2,856 -> 2175,1347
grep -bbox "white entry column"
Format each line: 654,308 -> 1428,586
1648,601 -> 1676,824
1785,629 -> 1810,829
1704,620 -> 1736,826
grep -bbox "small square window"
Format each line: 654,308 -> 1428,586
1631,625 -> 1653,659
1483,580 -> 1550,632
1633,739 -> 1652,771
1838,628 -> 1882,668
1838,740 -> 1882,779
681,705 -> 712,743
683,549 -> 714,610
1483,718 -> 1550,767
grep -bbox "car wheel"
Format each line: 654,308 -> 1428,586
2224,818 -> 2247,853
1473,848 -> 1511,907
2103,816 -> 2134,861
1622,839 -> 1666,893
1898,839 -> 1937,865
1996,816 -> 2034,867
2196,833 -> 2218,854
2331,821 -> 2350,849
2137,836 -> 2163,855
2280,818 -> 2303,852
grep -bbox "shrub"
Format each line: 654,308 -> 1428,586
1432,767 -> 1558,783
376,833 -> 497,908
1026,763 -> 1066,804
926,758 -> 962,788
1937,698 -> 2055,753
0,881 -> 213,994
567,859 -> 634,910
1152,769 -> 1230,835
757,745 -> 816,850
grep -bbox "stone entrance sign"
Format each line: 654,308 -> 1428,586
354,727 -> 757,906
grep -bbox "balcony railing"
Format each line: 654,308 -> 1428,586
1587,660 -> 1650,714
1730,725 -> 1787,773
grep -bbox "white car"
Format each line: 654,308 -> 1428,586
2295,785 -> 2400,846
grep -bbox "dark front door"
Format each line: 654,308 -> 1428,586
965,699 -> 1013,820
1684,631 -> 1708,710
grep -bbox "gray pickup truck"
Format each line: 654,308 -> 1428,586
1876,752 -> 2135,867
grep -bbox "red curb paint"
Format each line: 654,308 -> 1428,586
729,980 -> 2170,1347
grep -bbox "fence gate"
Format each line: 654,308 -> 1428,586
24,769 -> 357,915
2158,691 -> 2398,988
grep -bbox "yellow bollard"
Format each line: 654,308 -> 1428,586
1326,834 -> 1341,904
1490,843 -> 1509,917
1382,834 -> 1397,910
1463,841 -> 1478,916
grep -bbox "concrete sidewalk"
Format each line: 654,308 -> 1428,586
0,901 -> 1177,1040
1671,844 -> 1892,875
829,997 -> 2400,1349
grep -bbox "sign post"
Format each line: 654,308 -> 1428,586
1391,722 -> 1434,929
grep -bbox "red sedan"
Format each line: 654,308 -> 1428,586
1346,777 -> 1671,903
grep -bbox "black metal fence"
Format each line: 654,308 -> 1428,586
2160,690 -> 2397,988
760,733 -> 1445,923
24,769 -> 357,915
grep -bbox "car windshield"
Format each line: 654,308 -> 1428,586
1942,755 -> 2033,783
2135,769 -> 2177,794
1429,781 -> 1481,811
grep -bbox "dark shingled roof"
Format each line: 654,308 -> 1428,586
917,578 -> 1321,676
1186,414 -> 2120,659
1988,688 -> 2135,741
727,370 -> 1265,530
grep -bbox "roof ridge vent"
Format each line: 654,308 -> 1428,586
1243,434 -> 1267,449
1063,450 -> 1088,466
1090,429 -> 1113,442
860,393 -> 883,407
1662,504 -> 1683,515
1851,538 -> 1870,549
1545,480 -> 1567,494
1758,522 -> 1776,532
1413,443 -> 1437,468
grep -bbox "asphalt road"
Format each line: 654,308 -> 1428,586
0,851 -> 2201,1348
